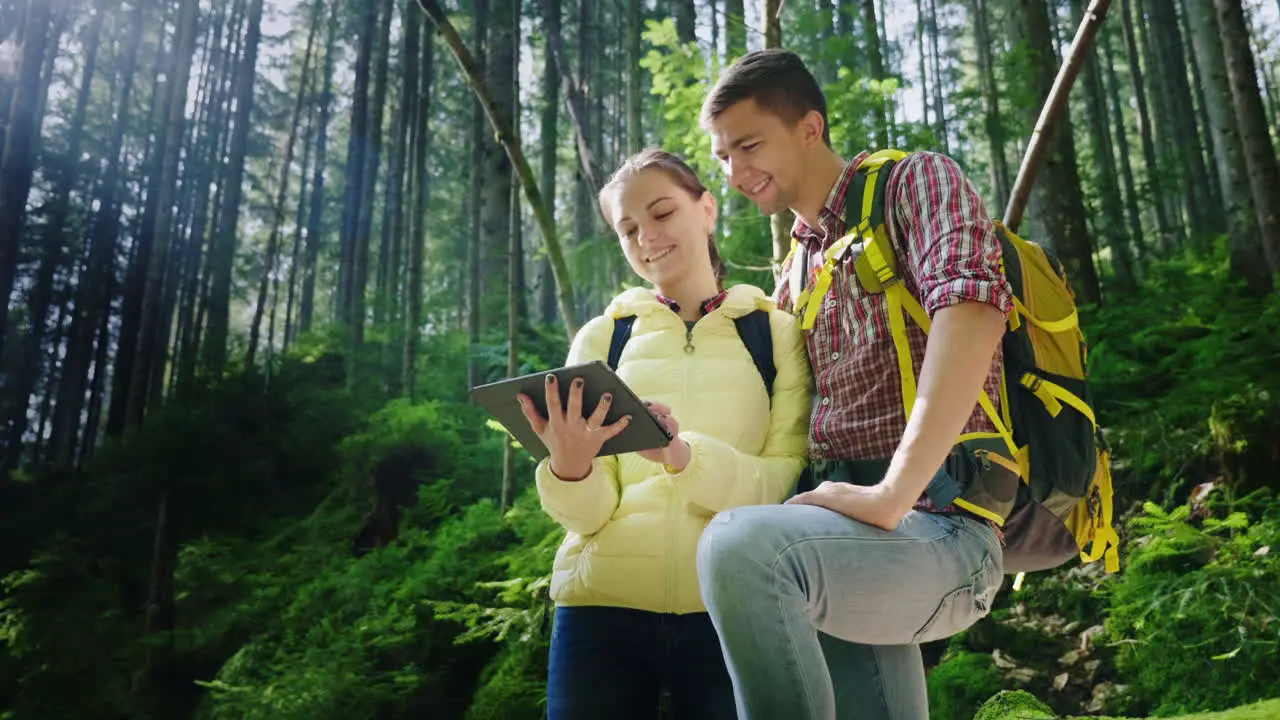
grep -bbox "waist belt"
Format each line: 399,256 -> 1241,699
801,455 -> 963,509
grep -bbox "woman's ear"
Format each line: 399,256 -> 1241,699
701,190 -> 717,231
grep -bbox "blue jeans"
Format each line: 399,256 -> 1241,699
697,504 -> 1003,719
546,606 -> 736,720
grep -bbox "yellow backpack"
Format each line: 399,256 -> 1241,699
788,149 -> 1119,575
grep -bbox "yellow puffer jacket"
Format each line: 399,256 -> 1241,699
535,284 -> 813,614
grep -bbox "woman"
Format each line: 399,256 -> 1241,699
515,149 -> 813,719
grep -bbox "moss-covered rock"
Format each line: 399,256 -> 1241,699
974,690 -> 1057,719
926,652 -> 1005,720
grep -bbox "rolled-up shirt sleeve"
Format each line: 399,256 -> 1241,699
893,151 -> 1013,319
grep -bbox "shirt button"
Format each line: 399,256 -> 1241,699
821,397 -> 831,406
831,351 -> 841,361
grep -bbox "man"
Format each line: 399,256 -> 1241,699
695,49 -> 1011,719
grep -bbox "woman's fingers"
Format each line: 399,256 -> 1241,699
585,392 -> 612,431
516,394 -> 547,435
597,414 -> 632,441
565,376 -> 585,422
542,374 -> 563,425
645,401 -> 673,418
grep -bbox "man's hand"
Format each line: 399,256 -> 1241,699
785,481 -> 901,531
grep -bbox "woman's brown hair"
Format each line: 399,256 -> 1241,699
598,149 -> 726,289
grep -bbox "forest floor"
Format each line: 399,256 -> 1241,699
978,691 -> 1280,719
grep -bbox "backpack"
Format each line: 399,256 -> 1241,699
607,311 -> 777,398
787,149 -> 1119,575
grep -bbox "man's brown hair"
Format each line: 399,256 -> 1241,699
700,49 -> 830,146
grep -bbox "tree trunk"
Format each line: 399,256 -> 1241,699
1146,0 -> 1215,239
675,0 -> 695,44
926,0 -> 948,151
916,0 -> 930,129
1178,0 -> 1223,230
418,0 -> 579,338
765,0 -> 794,277
482,0 -> 516,329
859,0 -> 889,149
299,0 -> 337,335
1007,0 -> 1101,305
0,0 -> 51,359
48,1 -> 144,469
1119,0 -> 1174,253
203,0 -> 266,376
127,0 -> 200,429
377,0 -> 411,331
1070,0 -> 1134,290
5,4 -> 104,466
246,2 -> 320,369
539,0 -> 562,326
500,180 -> 521,513
465,0 -> 487,389
973,0 -> 1010,210
1102,24 -> 1149,267
404,26 -> 434,400
1213,0 -> 1280,277
1187,0 -> 1269,293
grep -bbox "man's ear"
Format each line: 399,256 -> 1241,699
798,109 -> 826,146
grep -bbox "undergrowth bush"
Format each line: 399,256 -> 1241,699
1104,489 -> 1280,715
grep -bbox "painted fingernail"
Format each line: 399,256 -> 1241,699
602,393 -> 612,402
573,378 -> 584,388
546,374 -> 555,384
622,415 -> 632,423
644,401 -> 652,406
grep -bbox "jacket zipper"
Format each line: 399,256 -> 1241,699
670,312 -> 697,611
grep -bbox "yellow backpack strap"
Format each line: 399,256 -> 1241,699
857,152 -> 1019,461
1080,450 -> 1121,572
1019,373 -> 1097,428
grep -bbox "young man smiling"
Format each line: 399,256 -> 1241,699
694,49 -> 1012,719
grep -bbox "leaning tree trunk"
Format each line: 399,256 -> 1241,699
1213,0 -> 1280,277
1005,0 -> 1102,305
418,0 -> 579,338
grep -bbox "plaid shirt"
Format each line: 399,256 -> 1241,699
775,152 -> 1013,509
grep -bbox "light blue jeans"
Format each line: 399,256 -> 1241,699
696,504 -> 1003,719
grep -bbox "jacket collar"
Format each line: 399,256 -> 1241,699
605,284 -> 774,321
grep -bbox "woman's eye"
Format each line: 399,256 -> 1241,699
655,211 -> 673,221
744,142 -> 760,152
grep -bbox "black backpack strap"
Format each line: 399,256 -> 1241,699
733,310 -> 776,397
607,315 -> 637,370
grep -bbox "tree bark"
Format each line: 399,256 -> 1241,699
203,0 -> 266,376
1213,0 -> 1280,277
766,0 -> 794,277
404,26 -> 434,400
859,0 -> 890,149
1102,24 -> 1149,266
539,0 -> 562,326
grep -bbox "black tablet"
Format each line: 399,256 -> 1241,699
469,360 -> 674,461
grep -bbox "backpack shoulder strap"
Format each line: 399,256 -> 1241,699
733,310 -> 776,397
607,315 -> 637,370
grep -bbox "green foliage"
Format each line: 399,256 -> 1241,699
1085,248 -> 1280,499
1104,490 -> 1280,715
927,651 -> 1006,720
974,690 -> 1057,720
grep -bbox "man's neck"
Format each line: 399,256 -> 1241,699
657,276 -> 723,322
792,150 -> 848,233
